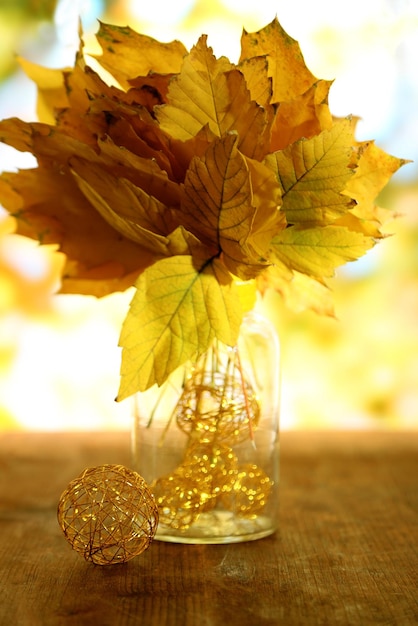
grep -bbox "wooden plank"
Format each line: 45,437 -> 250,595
0,431 -> 417,625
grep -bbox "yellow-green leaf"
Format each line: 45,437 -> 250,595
117,254 -> 242,398
93,22 -> 187,90
270,224 -> 375,278
265,119 -> 355,225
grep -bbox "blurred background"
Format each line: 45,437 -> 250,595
0,0 -> 417,431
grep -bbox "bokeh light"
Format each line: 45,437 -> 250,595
0,0 -> 417,431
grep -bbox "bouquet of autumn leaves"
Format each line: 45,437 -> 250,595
0,18 -> 405,400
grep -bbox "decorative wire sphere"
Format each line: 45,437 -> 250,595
57,464 -> 159,565
174,371 -> 260,446
182,441 -> 238,496
220,463 -> 274,517
152,471 -> 210,530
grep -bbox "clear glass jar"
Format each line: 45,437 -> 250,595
131,310 -> 280,544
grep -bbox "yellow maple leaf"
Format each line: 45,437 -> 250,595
118,253 -> 242,398
344,141 -> 408,223
271,225 -> 375,278
265,118 -> 356,225
155,36 -> 233,140
156,37 -> 272,159
238,56 -> 272,109
181,133 -> 281,279
240,17 -> 317,103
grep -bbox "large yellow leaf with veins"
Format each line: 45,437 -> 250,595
118,254 -> 242,398
181,134 -> 281,279
271,225 -> 375,278
265,119 -> 355,226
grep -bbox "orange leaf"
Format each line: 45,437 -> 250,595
0,166 -> 152,296
70,165 -> 173,256
270,80 -> 333,151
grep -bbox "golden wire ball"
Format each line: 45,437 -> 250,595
152,471 -> 213,530
57,464 -> 159,565
182,441 -> 238,497
174,371 -> 260,446
220,463 -> 273,517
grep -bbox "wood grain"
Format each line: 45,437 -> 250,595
0,430 -> 417,626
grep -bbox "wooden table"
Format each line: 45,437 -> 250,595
0,430 -> 417,626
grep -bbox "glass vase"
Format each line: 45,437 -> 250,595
131,310 -> 281,544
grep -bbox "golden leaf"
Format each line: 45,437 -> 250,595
265,118 -> 355,226
222,69 -> 273,160
155,36 -> 232,140
0,121 -> 161,295
93,22 -> 188,90
238,56 -> 272,108
285,272 -> 335,316
270,80 -> 333,151
240,17 -> 317,103
165,226 -> 212,256
245,156 -> 286,255
18,57 -> 69,124
117,254 -> 242,397
333,211 -> 385,239
127,74 -> 175,111
156,38 -> 271,158
2,165 -> 154,296
70,166 -> 172,256
344,141 -> 409,222
181,133 -> 271,279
